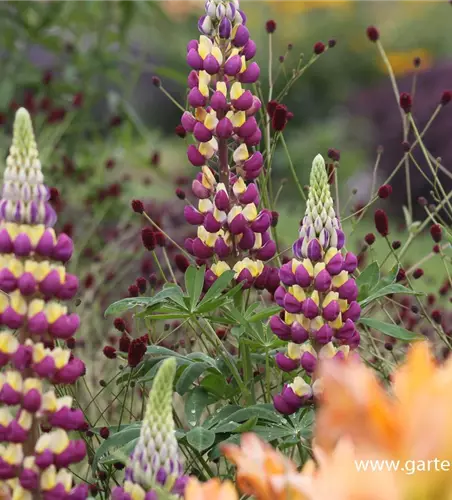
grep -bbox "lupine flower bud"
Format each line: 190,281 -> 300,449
113,358 -> 189,499
270,155 -> 360,414
0,109 -> 87,498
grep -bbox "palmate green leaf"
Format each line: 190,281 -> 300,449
357,262 -> 380,301
185,387 -> 212,427
208,434 -> 241,461
186,427 -> 216,452
201,373 -> 235,399
360,317 -> 424,341
91,426 -> 141,472
360,284 -> 423,309
197,270 -> 236,305
176,362 -> 219,396
203,405 -> 242,429
247,305 -> 282,323
185,265 -> 205,311
231,416 -> 258,433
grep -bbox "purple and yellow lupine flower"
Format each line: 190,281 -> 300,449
270,154 -> 361,415
112,358 -> 189,500
180,0 -> 277,291
0,108 -> 88,499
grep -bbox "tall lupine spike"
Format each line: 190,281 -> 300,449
112,358 -> 189,500
182,0 -> 278,293
270,154 -> 360,415
0,109 -> 88,498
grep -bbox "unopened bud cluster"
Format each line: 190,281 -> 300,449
181,0 -> 277,291
270,155 -> 361,415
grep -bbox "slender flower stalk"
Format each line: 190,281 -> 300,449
269,154 -> 360,415
181,0 -> 278,291
112,358 -> 189,500
0,108 -> 87,499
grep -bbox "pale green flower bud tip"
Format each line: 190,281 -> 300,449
13,107 -> 37,152
310,153 -> 328,188
146,357 -> 177,424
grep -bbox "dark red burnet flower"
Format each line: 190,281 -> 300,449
72,93 -> 84,108
131,199 -> 144,214
174,254 -> 190,273
66,337 -> 76,349
431,309 -> 442,324
366,26 -> 380,42
128,339 -> 147,367
151,152 -> 160,166
84,273 -> 95,289
109,115 -> 122,127
99,427 -> 110,439
119,334 -> 131,353
136,277 -> 147,294
364,233 -> 376,246
154,231 -> 166,247
175,124 -> 186,138
328,39 -> 337,48
271,104 -> 290,132
175,188 -> 186,200
103,346 -> 117,359
265,19 -> 277,33
430,224 -> 442,243
47,107 -> 66,124
327,148 -> 340,162
396,268 -> 406,282
440,90 -> 452,106
151,76 -> 161,87
105,158 -> 115,170
114,318 -> 126,332
271,211 -> 279,227
378,184 -> 392,199
141,227 -> 156,251
392,240 -> 401,250
313,41 -> 325,55
128,284 -> 139,297
413,268 -> 424,279
42,69 -> 53,85
433,244 -> 441,254
267,100 -> 279,118
399,92 -> 412,114
374,209 -> 389,237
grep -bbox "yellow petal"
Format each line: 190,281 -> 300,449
198,35 -> 213,59
216,82 -> 227,96
230,82 -> 244,100
233,144 -> 249,163
230,111 -> 246,128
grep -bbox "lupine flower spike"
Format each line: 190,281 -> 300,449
270,154 -> 360,415
181,0 -> 278,292
112,358 -> 189,500
0,108 -> 87,499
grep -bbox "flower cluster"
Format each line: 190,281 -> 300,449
0,108 -> 87,499
112,358 -> 189,500
270,154 -> 360,415
180,0 -> 277,291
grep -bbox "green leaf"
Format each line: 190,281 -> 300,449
247,305 -> 281,323
176,362 -> 214,395
201,373 -> 232,399
91,426 -> 141,472
356,262 -> 380,300
360,284 -> 423,308
220,405 -> 283,425
208,434 -> 241,461
185,265 -> 205,311
198,270 -> 235,305
186,427 -> 216,452
185,387 -> 211,427
203,405 -> 242,429
360,317 -> 424,341
232,416 -> 258,433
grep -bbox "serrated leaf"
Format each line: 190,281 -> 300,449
360,284 -> 423,308
360,317 -> 424,341
176,362 -> 213,395
186,426 -> 216,452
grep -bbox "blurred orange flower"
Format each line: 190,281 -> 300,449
184,477 -> 238,500
380,49 -> 432,76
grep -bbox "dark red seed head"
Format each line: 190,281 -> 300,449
148,273 -> 158,286
136,277 -> 147,294
413,268 -> 424,279
440,90 -> 452,106
89,485 -> 98,496
265,20 -> 277,33
271,211 -> 279,227
128,339 -> 146,367
100,427 -> 110,439
175,188 -> 186,200
392,240 -> 401,250
396,268 -> 406,282
84,274 -> 95,289
417,196 -> 428,207
119,334 -> 131,353
154,231 -> 166,247
431,309 -> 442,324
151,76 -> 161,87
105,158 -> 115,170
327,148 -> 340,162
114,462 -> 125,470
413,56 -> 421,68
113,318 -> 126,332
433,244 -> 441,254
128,284 -> 139,297
151,152 -> 160,166
328,39 -> 337,48
364,233 -> 376,246
272,104 -> 289,132
72,93 -> 84,108
366,26 -> 380,42
66,337 -> 76,349
131,199 -> 144,214
216,328 -> 227,340
47,108 -> 66,124
374,209 -> 389,237
378,184 -> 392,199
97,471 -> 107,481
427,294 -> 436,306
42,70 -> 53,85
141,227 -> 156,251
399,92 -> 412,114
402,141 -> 411,152
267,99 -> 279,118
175,124 -> 186,138
110,115 -> 122,127
49,187 -> 60,203
313,42 -> 325,55
174,254 -> 190,273
103,346 -> 117,359
430,224 -> 442,243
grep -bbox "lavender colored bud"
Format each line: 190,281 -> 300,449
291,322 -> 309,344
238,227 -> 255,250
237,116 -> 258,138
187,39 -> 198,52
0,229 -> 13,253
274,286 -> 286,307
188,87 -> 207,108
214,237 -> 231,258
238,9 -> 247,24
238,183 -> 259,204
302,298 -> 318,319
348,330 -> 361,349
319,228 -> 330,249
219,17 -> 232,38
187,70 -> 199,89
295,264 -> 311,288
226,2 -> 236,20
181,111 -> 197,132
206,1 -> 216,19
236,268 -> 253,289
323,300 -> 340,321
224,55 -> 242,76
184,205 -> 205,226
336,229 -> 345,249
0,269 -> 16,292
233,90 -> 254,111
342,301 -> 361,322
198,15 -> 213,35
255,239 -> 276,260
243,39 -> 257,60
279,263 -> 296,286
52,233 -> 74,262
326,253 -> 343,276
314,269 -> 332,292
39,269 -> 61,296
203,54 -> 220,75
14,233 -> 32,256
245,128 -> 262,148
283,293 -> 302,314
187,145 -> 206,167
338,278 -> 358,302
204,212 -> 222,233
292,238 -> 303,259
275,353 -> 299,372
269,315 -> 291,340
313,324 -> 333,345
335,319 -> 355,343
229,213 -> 247,234
343,251 -> 358,273
216,117 -> 233,138
239,62 -> 260,83
233,24 -> 249,47
192,179 -> 211,199
193,122 -> 213,142
216,3 -> 226,19
192,238 -> 214,259
250,210 -> 271,233
307,239 -> 322,262
187,48 -> 204,70
301,351 -> 317,373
